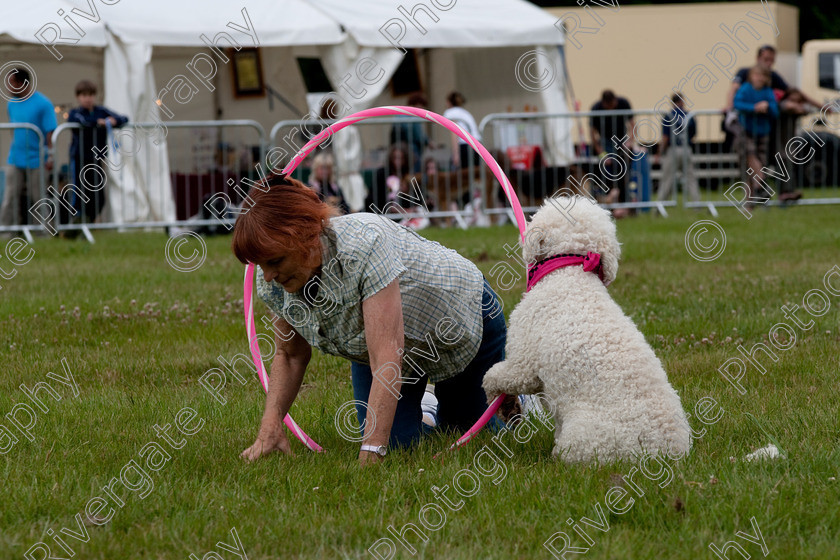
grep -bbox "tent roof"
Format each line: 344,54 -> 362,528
98,0 -> 345,46
310,0 -> 564,47
0,1 -> 106,46
1,0 -> 562,49
1,0 -> 345,48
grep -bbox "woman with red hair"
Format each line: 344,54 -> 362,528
232,174 -> 506,465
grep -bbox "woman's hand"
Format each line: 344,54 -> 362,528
241,317 -> 309,462
241,418 -> 293,461
386,175 -> 401,198
358,449 -> 384,466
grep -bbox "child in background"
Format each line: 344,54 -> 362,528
308,152 -> 349,214
656,93 -> 699,203
733,66 -> 779,205
66,80 -> 128,225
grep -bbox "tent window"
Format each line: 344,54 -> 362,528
297,58 -> 333,93
390,49 -> 422,97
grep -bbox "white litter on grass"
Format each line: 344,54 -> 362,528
519,395 -> 553,424
743,444 -> 785,462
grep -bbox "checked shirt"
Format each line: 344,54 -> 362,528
256,213 -> 485,382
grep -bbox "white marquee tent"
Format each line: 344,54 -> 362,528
1,0 -> 568,226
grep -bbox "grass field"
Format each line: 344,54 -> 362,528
1,201 -> 839,559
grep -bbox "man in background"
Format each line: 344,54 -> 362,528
590,89 -> 634,215
723,45 -> 823,201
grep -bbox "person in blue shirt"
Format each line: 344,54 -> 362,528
656,93 -> 699,203
0,67 -> 57,228
733,65 -> 779,203
64,80 -> 128,225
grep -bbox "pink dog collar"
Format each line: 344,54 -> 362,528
526,252 -> 604,292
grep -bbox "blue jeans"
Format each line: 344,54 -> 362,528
351,279 -> 506,447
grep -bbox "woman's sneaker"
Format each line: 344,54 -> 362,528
421,388 -> 438,427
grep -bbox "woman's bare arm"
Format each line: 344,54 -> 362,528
241,316 -> 311,462
359,279 -> 405,465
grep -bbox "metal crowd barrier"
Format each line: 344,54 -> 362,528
0,123 -> 47,243
684,108 -> 840,216
8,109 -> 837,242
45,119 -> 266,240
269,115 -> 483,227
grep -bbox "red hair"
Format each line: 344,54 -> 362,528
232,174 -> 340,267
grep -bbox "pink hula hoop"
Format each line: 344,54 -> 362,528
242,106 -> 527,454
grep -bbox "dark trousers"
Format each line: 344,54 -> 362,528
604,138 -> 630,203
351,279 -> 506,447
60,159 -> 107,225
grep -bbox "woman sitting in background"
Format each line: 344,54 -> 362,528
369,143 -> 431,229
308,153 -> 349,214
369,143 -> 411,212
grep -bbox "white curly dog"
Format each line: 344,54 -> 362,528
482,196 -> 692,463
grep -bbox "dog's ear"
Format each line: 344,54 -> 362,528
600,251 -> 619,286
523,224 -> 547,262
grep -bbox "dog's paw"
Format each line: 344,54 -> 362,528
481,361 -> 509,399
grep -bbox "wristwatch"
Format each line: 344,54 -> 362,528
360,444 -> 387,457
